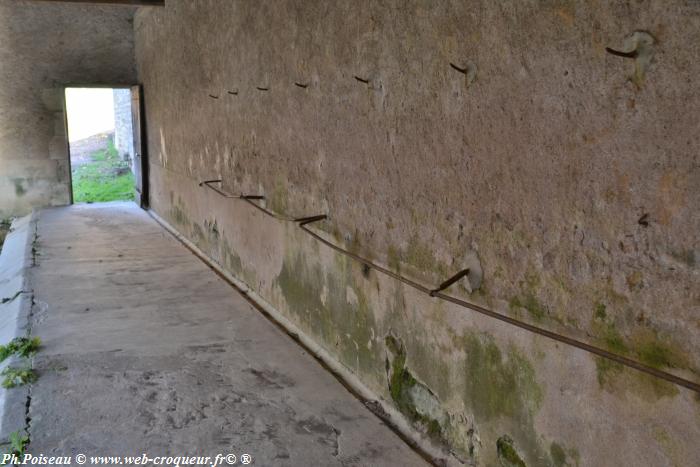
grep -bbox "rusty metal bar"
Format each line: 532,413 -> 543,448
296,214 -> 328,225
431,291 -> 700,393
299,220 -> 432,295
241,197 -> 299,221
201,178 -> 322,222
199,180 -> 263,200
200,179 -> 700,394
198,179 -> 222,186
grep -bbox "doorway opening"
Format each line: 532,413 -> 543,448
65,87 -> 137,204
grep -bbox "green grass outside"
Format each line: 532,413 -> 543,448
72,139 -> 135,203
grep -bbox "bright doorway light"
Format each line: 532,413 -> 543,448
65,88 -> 115,142
64,87 -> 135,204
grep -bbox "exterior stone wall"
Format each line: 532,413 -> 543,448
0,0 -> 137,217
113,89 -> 134,164
134,2 -> 700,465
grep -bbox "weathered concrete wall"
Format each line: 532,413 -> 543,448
0,0 -> 137,217
113,89 -> 134,164
135,1 -> 700,465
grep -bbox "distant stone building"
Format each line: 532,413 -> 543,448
112,89 -> 133,164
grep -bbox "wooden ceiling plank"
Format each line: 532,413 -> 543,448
26,0 -> 164,6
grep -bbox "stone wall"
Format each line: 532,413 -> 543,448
0,0 -> 137,217
113,89 -> 134,164
135,1 -> 700,465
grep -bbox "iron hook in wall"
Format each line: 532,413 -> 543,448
296,214 -> 327,225
605,31 -> 656,88
605,47 -> 638,58
430,269 -> 470,297
449,61 -> 477,88
449,63 -> 468,74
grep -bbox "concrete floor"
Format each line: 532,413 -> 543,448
27,202 -> 426,466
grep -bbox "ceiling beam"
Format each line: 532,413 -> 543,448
26,0 -> 164,6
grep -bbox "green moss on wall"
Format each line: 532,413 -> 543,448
277,252 -> 328,336
550,442 -> 567,467
385,335 -> 449,446
548,440 -> 579,467
592,309 -> 689,373
169,198 -> 191,228
191,222 -> 205,243
594,302 -> 607,320
387,245 -> 402,272
497,435 -> 527,467
592,304 -> 688,399
269,180 -> 288,215
384,236 -> 450,279
381,303 -> 565,465
221,238 -> 243,275
404,235 -> 439,273
271,226 -> 589,465
632,332 -> 686,370
12,179 -> 26,197
508,271 -> 552,322
592,304 -> 627,356
274,247 -> 585,465
595,355 -> 679,400
463,333 -> 543,423
639,341 -> 673,368
276,251 -> 379,376
595,356 -> 624,387
602,325 -> 629,355
461,333 -> 549,465
509,293 -> 547,322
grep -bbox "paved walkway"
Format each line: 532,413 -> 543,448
27,202 -> 425,466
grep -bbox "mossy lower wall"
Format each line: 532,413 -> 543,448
149,165 -> 700,466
